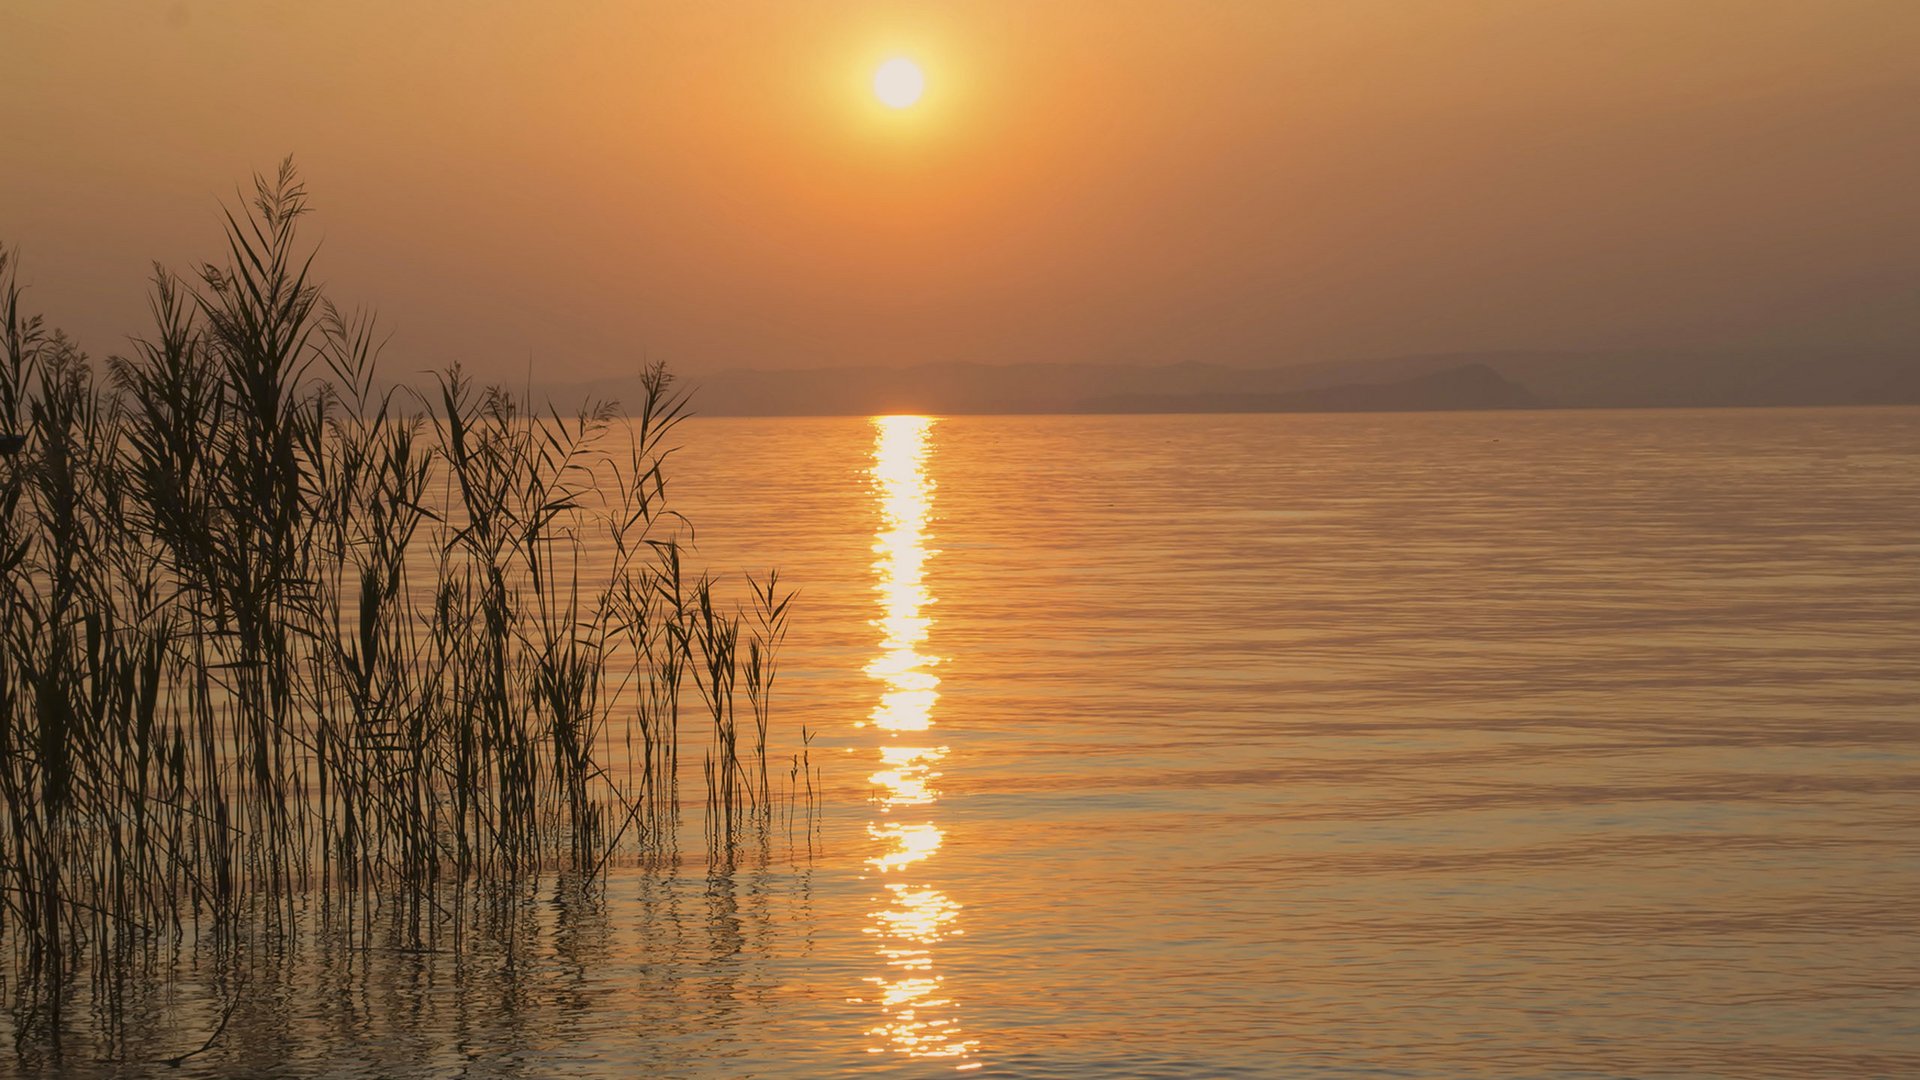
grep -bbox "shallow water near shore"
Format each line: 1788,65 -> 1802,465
12,407 -> 1919,1078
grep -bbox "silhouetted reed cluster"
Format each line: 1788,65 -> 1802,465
0,163 -> 810,1023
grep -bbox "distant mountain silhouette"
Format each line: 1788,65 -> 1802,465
1293,349 -> 1920,409
542,348 -> 1919,416
1086,363 -> 1539,414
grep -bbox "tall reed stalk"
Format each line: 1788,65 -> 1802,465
0,162 -> 802,1034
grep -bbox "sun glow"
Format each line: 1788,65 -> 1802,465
874,57 -> 925,108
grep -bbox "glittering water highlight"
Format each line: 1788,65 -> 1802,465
853,416 -> 978,1068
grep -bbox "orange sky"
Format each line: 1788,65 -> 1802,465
3,1 -> 1918,379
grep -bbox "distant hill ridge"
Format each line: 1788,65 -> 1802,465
539,348 -> 1919,417
1087,362 -> 1540,414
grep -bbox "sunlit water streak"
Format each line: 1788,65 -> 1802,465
853,416 -> 979,1068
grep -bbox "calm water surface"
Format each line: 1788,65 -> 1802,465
29,408 -> 1920,1078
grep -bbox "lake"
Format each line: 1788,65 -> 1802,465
20,407 -> 1919,1078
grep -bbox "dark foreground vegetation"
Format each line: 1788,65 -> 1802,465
0,162 -> 810,1050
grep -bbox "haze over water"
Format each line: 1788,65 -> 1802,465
9,3 -> 1920,1073
21,406 -> 1918,1078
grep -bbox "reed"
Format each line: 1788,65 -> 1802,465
0,162 -> 805,1037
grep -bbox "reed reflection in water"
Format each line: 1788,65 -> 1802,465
853,416 -> 978,1068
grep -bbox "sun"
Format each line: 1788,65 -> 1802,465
874,57 -> 925,109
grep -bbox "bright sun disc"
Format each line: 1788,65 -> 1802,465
874,58 -> 925,109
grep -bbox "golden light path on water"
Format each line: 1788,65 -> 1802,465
852,416 -> 980,1068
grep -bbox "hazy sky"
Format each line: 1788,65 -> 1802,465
4,1 -> 1918,380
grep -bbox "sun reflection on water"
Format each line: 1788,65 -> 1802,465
852,416 -> 979,1067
